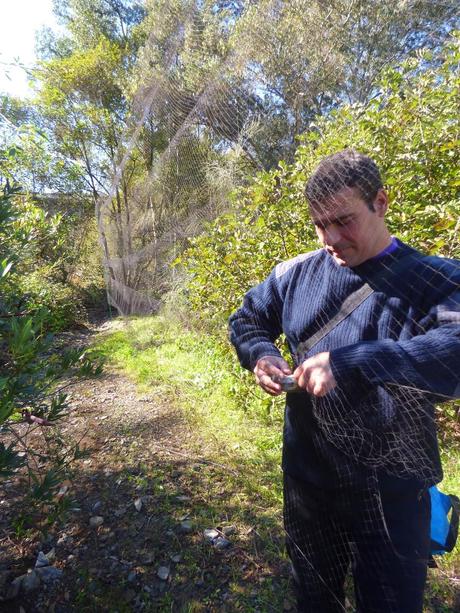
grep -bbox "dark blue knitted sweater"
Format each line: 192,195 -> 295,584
229,240 -> 460,489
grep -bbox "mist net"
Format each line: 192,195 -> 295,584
98,1 -> 459,610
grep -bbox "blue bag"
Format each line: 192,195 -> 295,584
429,486 -> 459,556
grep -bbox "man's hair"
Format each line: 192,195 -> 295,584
305,149 -> 383,211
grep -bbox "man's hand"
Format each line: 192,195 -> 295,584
293,352 -> 337,397
254,356 -> 292,396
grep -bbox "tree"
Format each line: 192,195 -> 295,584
31,1 -> 149,310
180,32 -> 460,329
15,0 -> 459,314
232,0 -> 460,161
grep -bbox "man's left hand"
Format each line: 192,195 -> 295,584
293,352 -> 337,397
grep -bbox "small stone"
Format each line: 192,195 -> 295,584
222,525 -> 236,536
127,571 -> 137,583
203,529 -> 219,541
22,570 -> 41,593
134,498 -> 143,512
89,516 -> 104,528
92,501 -> 102,512
180,520 -> 192,533
157,566 -> 170,581
176,495 -> 191,502
67,554 -> 75,563
35,551 -> 50,568
46,547 -> 56,563
170,554 -> 182,563
36,567 -> 63,584
57,535 -> 70,547
213,537 -> 231,550
57,484 -> 69,497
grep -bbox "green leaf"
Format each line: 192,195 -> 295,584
0,443 -> 26,478
0,260 -> 13,278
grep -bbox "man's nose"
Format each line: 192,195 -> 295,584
324,225 -> 342,245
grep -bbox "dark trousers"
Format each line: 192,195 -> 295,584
283,473 -> 431,613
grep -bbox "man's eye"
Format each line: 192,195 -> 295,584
337,218 -> 352,227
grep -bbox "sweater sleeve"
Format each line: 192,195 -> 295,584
229,269 -> 285,371
330,289 -> 460,399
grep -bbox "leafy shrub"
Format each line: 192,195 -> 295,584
0,185 -> 103,532
18,266 -> 84,331
180,33 -> 460,330
0,190 -> 88,331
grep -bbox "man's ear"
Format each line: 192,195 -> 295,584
374,189 -> 388,217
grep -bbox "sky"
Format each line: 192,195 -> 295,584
0,0 -> 60,98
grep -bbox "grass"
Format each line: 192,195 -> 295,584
95,314 -> 460,612
95,315 -> 291,611
96,315 -> 285,505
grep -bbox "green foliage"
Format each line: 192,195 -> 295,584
181,33 -> 460,330
18,268 -> 83,331
0,185 -> 103,531
0,189 -> 85,331
178,166 -> 318,330
296,41 -> 460,258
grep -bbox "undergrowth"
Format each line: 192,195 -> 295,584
96,315 -> 285,506
95,315 -> 460,612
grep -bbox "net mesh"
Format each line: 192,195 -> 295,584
97,0 -> 460,316
228,168 -> 459,608
94,1 -> 460,610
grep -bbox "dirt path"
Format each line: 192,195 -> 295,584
0,322 -> 291,613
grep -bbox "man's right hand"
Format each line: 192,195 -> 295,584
254,356 -> 292,396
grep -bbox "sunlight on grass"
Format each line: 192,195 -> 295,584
96,314 -> 460,612
96,316 -> 284,508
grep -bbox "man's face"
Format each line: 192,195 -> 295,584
309,186 -> 388,267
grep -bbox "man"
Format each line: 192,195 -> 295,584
229,150 -> 460,612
